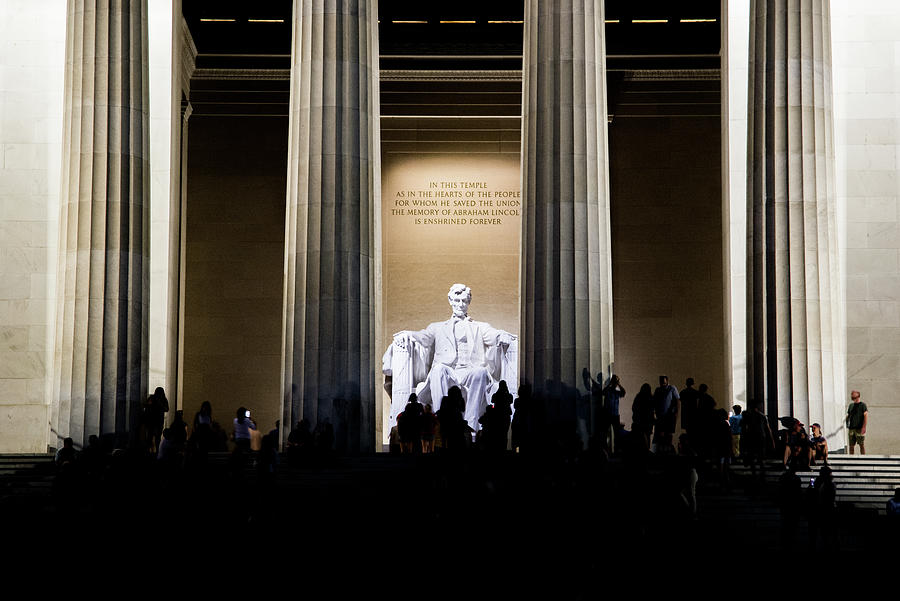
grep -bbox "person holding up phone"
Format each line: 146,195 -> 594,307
233,406 -> 257,453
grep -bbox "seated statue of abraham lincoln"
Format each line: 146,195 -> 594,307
382,283 -> 517,433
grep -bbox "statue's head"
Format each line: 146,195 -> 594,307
447,283 -> 472,318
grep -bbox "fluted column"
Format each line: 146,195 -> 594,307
521,0 -> 614,399
282,0 -> 379,453
747,0 -> 844,436
53,0 -> 150,446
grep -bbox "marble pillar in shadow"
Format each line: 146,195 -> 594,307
282,0 -> 380,453
521,0 -> 614,415
747,0 -> 845,435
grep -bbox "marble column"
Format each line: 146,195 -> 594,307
747,0 -> 844,435
521,0 -> 614,406
282,0 -> 379,452
53,0 -> 150,446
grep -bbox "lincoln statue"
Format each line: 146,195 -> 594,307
383,284 -> 517,433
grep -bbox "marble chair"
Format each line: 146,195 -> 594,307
382,333 -> 518,429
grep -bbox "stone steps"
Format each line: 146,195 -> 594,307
3,452 -> 898,523
729,456 -> 900,513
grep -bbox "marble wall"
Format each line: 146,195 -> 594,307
181,116 -> 287,440
832,0 -> 900,453
610,116 -> 727,428
0,0 -> 66,452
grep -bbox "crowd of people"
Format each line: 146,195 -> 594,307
387,380 -> 515,454
584,372 -> 838,478
39,376 -> 899,553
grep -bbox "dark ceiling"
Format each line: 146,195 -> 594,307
183,0 -> 720,70
183,1 -> 720,119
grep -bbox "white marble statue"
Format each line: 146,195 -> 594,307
382,283 -> 517,433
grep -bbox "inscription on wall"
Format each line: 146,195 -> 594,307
389,180 -> 521,226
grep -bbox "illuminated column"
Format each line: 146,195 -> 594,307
282,0 -> 380,452
747,0 -> 844,439
53,0 -> 150,446
521,0 -> 614,401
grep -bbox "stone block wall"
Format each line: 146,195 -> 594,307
833,0 -> 900,453
0,0 -> 66,452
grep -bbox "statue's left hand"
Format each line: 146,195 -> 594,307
393,330 -> 415,349
498,332 -> 513,348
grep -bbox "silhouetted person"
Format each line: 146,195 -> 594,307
421,404 -> 438,453
398,393 -> 424,454
740,400 -> 775,488
582,367 -> 602,397
693,384 -> 718,458
582,368 -> 604,441
601,374 -> 625,452
141,387 -> 169,454
601,374 -> 625,417
485,380 -> 513,452
55,437 -> 77,468
158,411 -> 188,470
807,465 -> 837,551
53,437 -> 80,510
631,383 -> 655,450
192,401 -> 214,453
887,488 -> 900,516
80,434 -> 106,478
697,383 -> 716,411
257,430 -> 279,484
209,420 -> 228,452
887,487 -> 900,549
679,378 -> 699,434
778,465 -> 803,550
169,411 -> 188,444
287,419 -> 313,465
711,408 -> 733,490
652,376 -> 679,452
437,386 -> 467,452
480,383 -> 512,454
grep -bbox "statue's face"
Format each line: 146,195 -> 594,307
449,293 -> 470,318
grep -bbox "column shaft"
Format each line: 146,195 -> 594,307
521,0 -> 614,397
747,0 -> 844,434
53,0 -> 150,446
282,0 -> 379,453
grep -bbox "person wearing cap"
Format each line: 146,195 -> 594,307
809,422 -> 828,466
